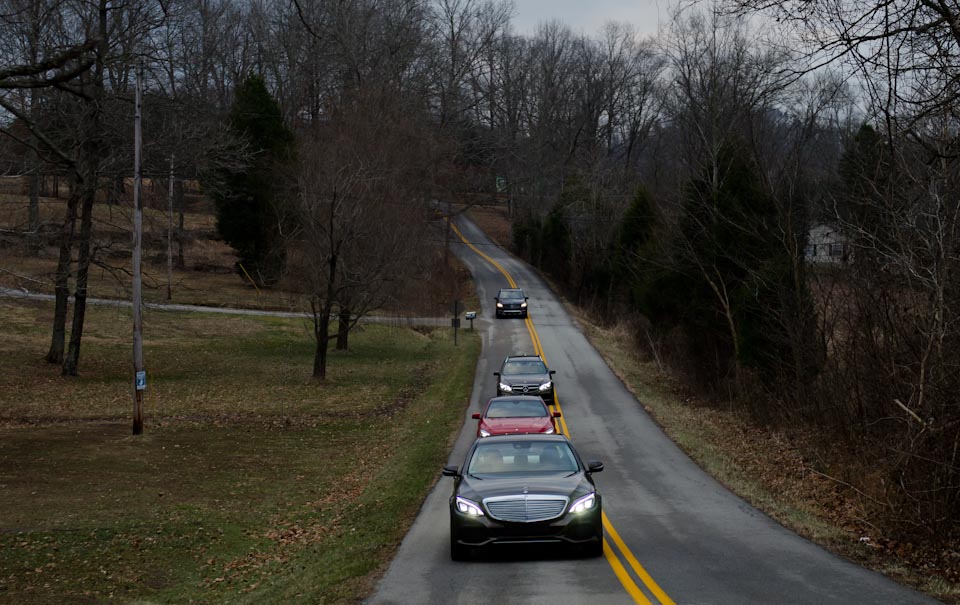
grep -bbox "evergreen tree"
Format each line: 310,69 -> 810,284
671,142 -> 803,383
612,186 -> 656,285
541,202 -> 571,278
837,123 -> 896,249
210,76 -> 294,285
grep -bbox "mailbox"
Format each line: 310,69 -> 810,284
464,311 -> 477,320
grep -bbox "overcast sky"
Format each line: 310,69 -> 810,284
509,0 -> 674,38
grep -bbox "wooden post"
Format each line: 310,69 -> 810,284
166,154 -> 174,300
132,64 -> 145,435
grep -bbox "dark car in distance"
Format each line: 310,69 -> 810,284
473,396 -> 561,437
495,354 -> 555,401
495,288 -> 528,318
443,434 -> 604,560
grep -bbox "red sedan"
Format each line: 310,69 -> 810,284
472,396 -> 561,437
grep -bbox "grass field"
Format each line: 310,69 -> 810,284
0,299 -> 480,603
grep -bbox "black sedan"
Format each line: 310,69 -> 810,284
442,434 -> 604,560
495,354 -> 555,401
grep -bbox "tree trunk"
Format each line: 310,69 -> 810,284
27,159 -> 40,254
313,308 -> 331,379
176,180 -> 185,268
336,307 -> 350,350
167,156 -> 174,300
63,172 -> 97,376
26,20 -> 41,255
443,201 -> 452,265
313,244 -> 339,378
26,87 -> 41,255
46,191 -> 80,364
62,0 -> 106,377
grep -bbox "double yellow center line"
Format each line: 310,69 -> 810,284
450,220 -> 676,605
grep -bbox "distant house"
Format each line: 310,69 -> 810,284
805,224 -> 848,264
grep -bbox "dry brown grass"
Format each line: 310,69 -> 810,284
0,192 -> 269,307
0,184 -> 484,603
464,204 -> 512,249
0,297 -> 481,603
570,312 -> 959,603
1,193 -> 478,314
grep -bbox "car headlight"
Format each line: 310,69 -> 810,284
543,426 -> 555,434
479,428 -> 491,437
499,382 -> 512,392
569,493 -> 596,514
538,381 -> 552,391
520,302 -> 527,308
455,496 -> 484,516
496,302 -> 503,308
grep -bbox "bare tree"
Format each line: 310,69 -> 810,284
641,9 -> 796,389
293,91 -> 440,379
721,0 -> 960,532
428,0 -> 512,129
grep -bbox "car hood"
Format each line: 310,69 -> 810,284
481,417 -> 553,434
501,373 -> 550,386
457,472 -> 590,502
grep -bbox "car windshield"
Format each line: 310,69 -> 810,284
499,290 -> 525,300
486,399 -> 548,418
467,441 -> 578,475
502,360 -> 547,375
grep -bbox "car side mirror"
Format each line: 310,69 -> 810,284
442,465 -> 459,477
587,461 -> 604,473
493,372 -> 500,377
552,411 -> 562,418
472,413 -> 481,420
549,370 -> 556,376
525,297 -> 529,300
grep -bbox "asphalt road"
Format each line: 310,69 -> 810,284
368,216 -> 937,605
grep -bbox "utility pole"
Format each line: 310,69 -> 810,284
166,154 -> 174,300
132,64 -> 145,435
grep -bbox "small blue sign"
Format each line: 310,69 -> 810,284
135,371 -> 146,391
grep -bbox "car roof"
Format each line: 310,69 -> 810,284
498,288 -> 525,294
477,433 -> 569,444
504,354 -> 543,361
487,395 -> 546,402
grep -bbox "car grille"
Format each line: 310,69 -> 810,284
509,383 -> 542,394
483,495 -> 568,523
